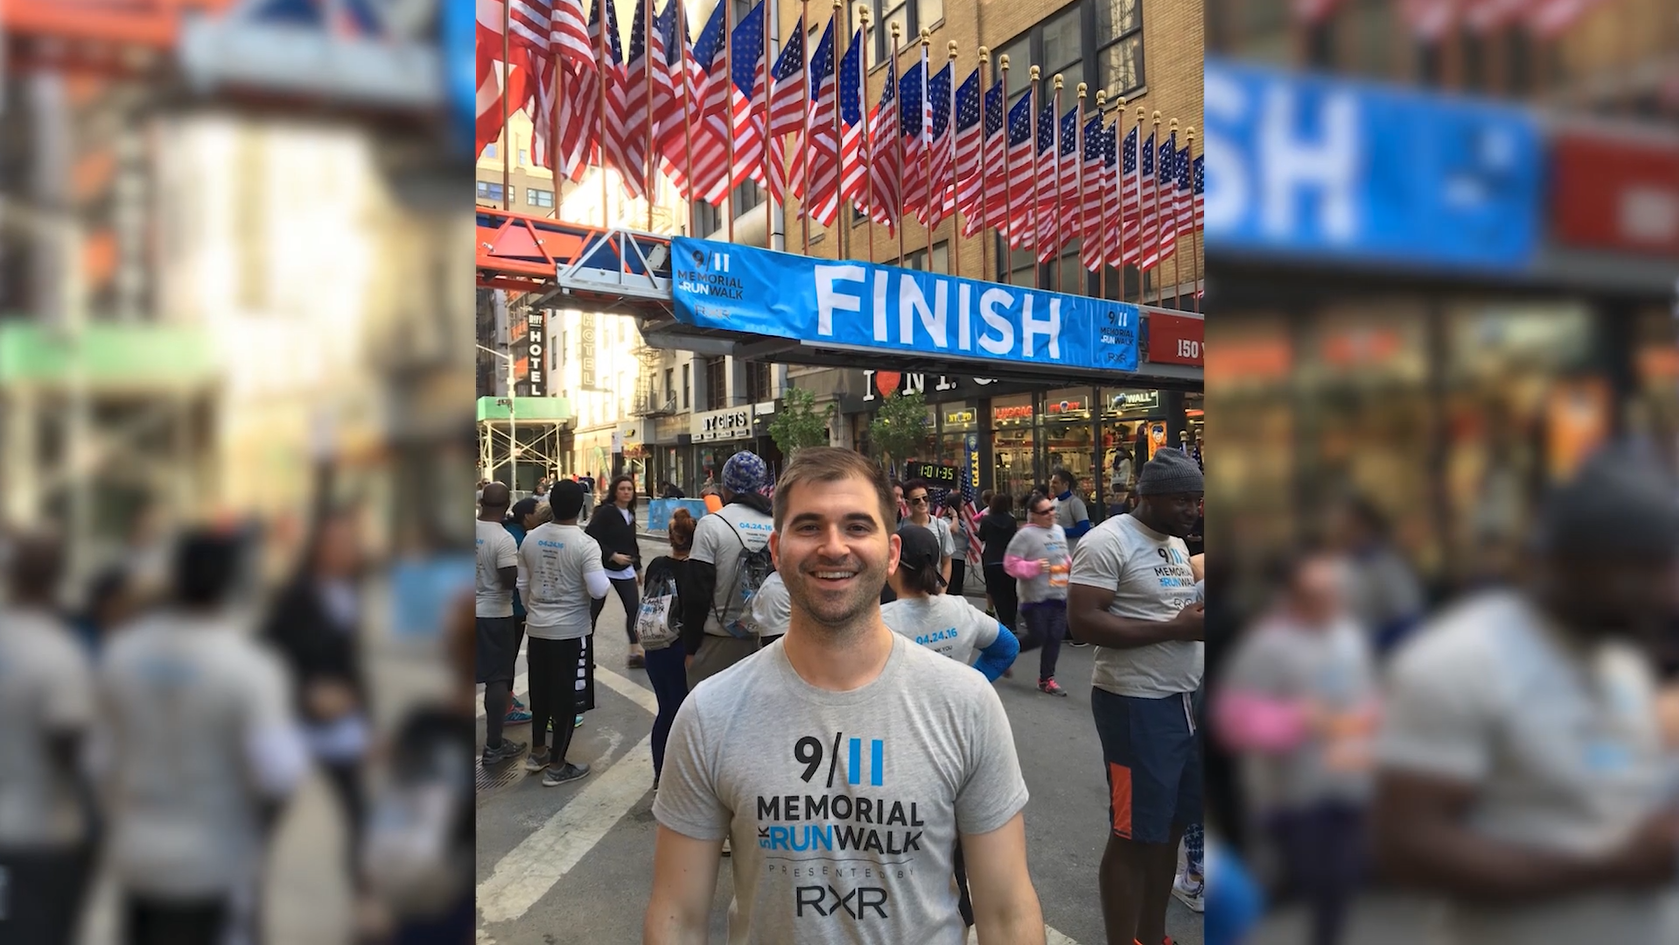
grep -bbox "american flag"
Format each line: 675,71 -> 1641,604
1464,0 -> 1527,33
1100,119 -> 1123,268
1529,0 -> 1601,38
544,0 -> 592,68
952,69 -> 986,233
799,18 -> 840,224
1175,142 -> 1193,237
728,0 -> 769,193
1400,0 -> 1458,40
837,27 -> 869,220
621,0 -> 666,198
652,0 -> 701,197
763,16 -> 806,204
974,79 -> 1006,238
1143,129 -> 1175,268
688,0 -> 733,203
923,63 -> 955,228
1001,91 -> 1035,249
587,0 -> 642,199
867,51 -> 900,235
1039,105 -> 1078,262
1192,154 -> 1205,229
475,0 -> 526,158
1080,114 -> 1107,273
899,55 -> 927,223
1030,97 -> 1056,257
1132,127 -> 1156,265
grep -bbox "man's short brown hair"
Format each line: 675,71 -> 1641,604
772,448 -> 895,531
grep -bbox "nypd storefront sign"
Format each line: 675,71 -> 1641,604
671,238 -> 1138,372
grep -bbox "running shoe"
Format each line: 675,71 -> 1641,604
721,838 -> 731,857
542,762 -> 591,786
511,694 -> 527,710
1038,679 -> 1068,697
1069,640 -> 1090,647
504,705 -> 532,724
481,738 -> 526,767
1171,868 -> 1205,913
575,714 -> 584,728
524,748 -> 551,772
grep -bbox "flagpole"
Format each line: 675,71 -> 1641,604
977,47 -> 990,285
1131,105 -> 1144,303
1035,69 -> 1050,291
679,0 -> 698,235
920,30 -> 933,266
800,0 -> 814,257
1047,73 -> 1061,293
763,0 -> 775,250
724,0 -> 737,244
1074,81 -> 1085,294
1028,65 -> 1040,279
597,0 -> 613,229
1157,115 -> 1173,304
502,0 -> 512,210
1173,125 -> 1183,311
830,0 -> 846,261
1188,125 -> 1199,313
998,54 -> 1011,286
551,44 -> 563,202
1111,95 -> 1127,303
892,20 -> 905,268
859,5 -> 875,265
948,40 -> 960,280
645,0 -> 656,230
1092,89 -> 1106,294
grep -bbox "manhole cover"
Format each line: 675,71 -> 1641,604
477,757 -> 525,793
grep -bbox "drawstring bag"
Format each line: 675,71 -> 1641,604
636,575 -> 681,650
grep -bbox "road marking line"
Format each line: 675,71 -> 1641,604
476,731 -> 656,923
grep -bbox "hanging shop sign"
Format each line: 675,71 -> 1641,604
1109,390 -> 1161,414
671,238 -> 1140,372
1551,129 -> 1679,258
1145,312 -> 1204,367
690,402 -> 774,442
904,461 -> 960,487
524,310 -> 548,397
944,408 -> 977,426
862,370 -> 1004,402
993,405 -> 1037,422
1046,397 -> 1089,416
580,312 -> 599,390
1204,59 -> 1542,273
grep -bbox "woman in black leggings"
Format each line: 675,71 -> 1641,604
978,492 -> 1020,634
587,474 -> 646,668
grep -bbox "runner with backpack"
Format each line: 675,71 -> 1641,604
680,451 -> 777,692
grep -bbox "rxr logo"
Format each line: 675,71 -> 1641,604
794,885 -> 889,919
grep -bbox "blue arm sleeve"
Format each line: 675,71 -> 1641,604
972,624 -> 1020,682
1066,518 -> 1093,539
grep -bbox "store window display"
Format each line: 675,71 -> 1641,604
1043,388 -> 1098,502
992,394 -> 1038,502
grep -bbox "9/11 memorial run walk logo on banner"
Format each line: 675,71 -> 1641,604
671,237 -> 1140,373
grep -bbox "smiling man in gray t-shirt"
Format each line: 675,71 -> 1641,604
647,448 -> 1043,945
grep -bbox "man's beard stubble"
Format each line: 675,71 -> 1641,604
784,558 -> 892,641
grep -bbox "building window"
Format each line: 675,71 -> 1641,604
996,0 -> 1145,107
518,148 -> 528,165
704,356 -> 728,410
483,143 -> 497,159
682,363 -> 691,408
476,181 -> 505,203
693,199 -> 722,237
899,241 -> 950,273
664,367 -> 675,405
732,181 -> 764,218
746,361 -> 773,403
528,187 -> 555,208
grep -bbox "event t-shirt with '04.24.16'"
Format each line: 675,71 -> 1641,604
653,633 -> 1030,945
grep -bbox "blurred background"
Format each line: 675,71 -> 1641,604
1,1 -> 477,943
1203,1 -> 1679,942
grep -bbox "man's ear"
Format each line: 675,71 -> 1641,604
887,532 -> 902,576
769,530 -> 781,571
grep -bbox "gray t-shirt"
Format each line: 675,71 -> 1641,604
475,520 -> 519,618
1071,514 -> 1203,698
1223,615 -> 1376,809
1376,591 -> 1671,945
101,613 -> 306,897
881,595 -> 1002,668
1053,493 -> 1089,552
1002,524 -> 1071,604
747,572 -> 792,638
0,607 -> 95,848
691,503 -> 775,637
653,633 -> 1030,945
517,523 -> 604,640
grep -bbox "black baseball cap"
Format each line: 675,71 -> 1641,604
896,525 -> 947,586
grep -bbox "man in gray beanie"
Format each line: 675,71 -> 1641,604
1066,446 -> 1205,945
1370,444 -> 1679,945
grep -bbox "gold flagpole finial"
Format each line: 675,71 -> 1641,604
1077,81 -> 1087,100
890,19 -> 901,38
1095,89 -> 1106,108
1029,65 -> 1040,81
1053,73 -> 1064,90
949,40 -> 958,60
1152,109 -> 1161,126
998,53 -> 1009,70
979,46 -> 989,65
920,27 -> 931,46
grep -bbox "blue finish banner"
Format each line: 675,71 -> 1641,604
670,238 -> 1139,373
1203,59 -> 1543,273
647,498 -> 711,531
